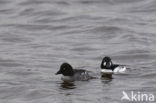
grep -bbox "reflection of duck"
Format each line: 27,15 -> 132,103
121,91 -> 130,101
101,76 -> 112,84
56,63 -> 94,82
100,56 -> 127,74
60,82 -> 76,89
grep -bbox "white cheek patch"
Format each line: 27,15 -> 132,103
103,62 -> 106,66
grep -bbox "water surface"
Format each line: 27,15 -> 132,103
0,0 -> 156,103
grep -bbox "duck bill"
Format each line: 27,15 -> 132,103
55,70 -> 61,75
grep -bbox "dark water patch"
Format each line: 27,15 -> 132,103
141,81 -> 156,88
113,53 -> 153,61
0,33 -> 32,43
25,89 -> 52,100
18,8 -> 35,16
139,72 -> 156,79
77,0 -> 104,5
89,26 -> 122,33
71,46 -> 96,52
19,0 -> 49,6
121,34 -> 138,41
138,32 -> 156,38
117,49 -> 150,55
121,33 -> 153,46
18,8 -> 66,17
51,15 -> 104,23
7,70 -> 38,77
112,51 -> 155,66
34,17 -> 61,24
54,1 -> 70,6
0,86 -> 26,99
28,44 -> 51,49
127,0 -> 156,13
0,0 -> 10,5
110,0 -> 144,4
0,59 -> 23,67
1,36 -> 31,43
2,24 -> 70,32
88,25 -> 122,41
32,64 -> 53,69
0,62 -> 23,67
0,59 -> 15,63
76,0 -> 140,5
0,9 -> 14,15
0,81 -> 21,87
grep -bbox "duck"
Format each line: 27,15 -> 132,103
100,56 -> 126,74
55,63 -> 94,82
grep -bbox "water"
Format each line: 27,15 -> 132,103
0,0 -> 156,103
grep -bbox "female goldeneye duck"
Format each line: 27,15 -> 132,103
55,63 -> 93,82
100,56 -> 126,74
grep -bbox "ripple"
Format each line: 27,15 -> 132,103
19,0 -> 48,5
0,9 -> 14,14
114,51 -> 155,61
87,26 -> 122,40
0,0 -> 9,5
78,0 -> 103,4
54,1 -> 70,6
2,24 -> 69,32
0,0 -> 156,103
18,8 -> 66,17
0,59 -> 23,67
127,0 -> 156,13
0,32 -> 32,44
140,72 -> 156,79
90,26 -> 121,33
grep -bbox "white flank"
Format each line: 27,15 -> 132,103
113,66 -> 126,73
101,69 -> 113,74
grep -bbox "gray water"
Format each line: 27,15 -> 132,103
0,0 -> 156,103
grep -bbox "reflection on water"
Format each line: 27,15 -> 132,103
101,74 -> 113,79
101,75 -> 113,84
60,82 -> 76,90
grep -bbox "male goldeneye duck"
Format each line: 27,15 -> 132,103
55,63 -> 93,82
100,56 -> 126,74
